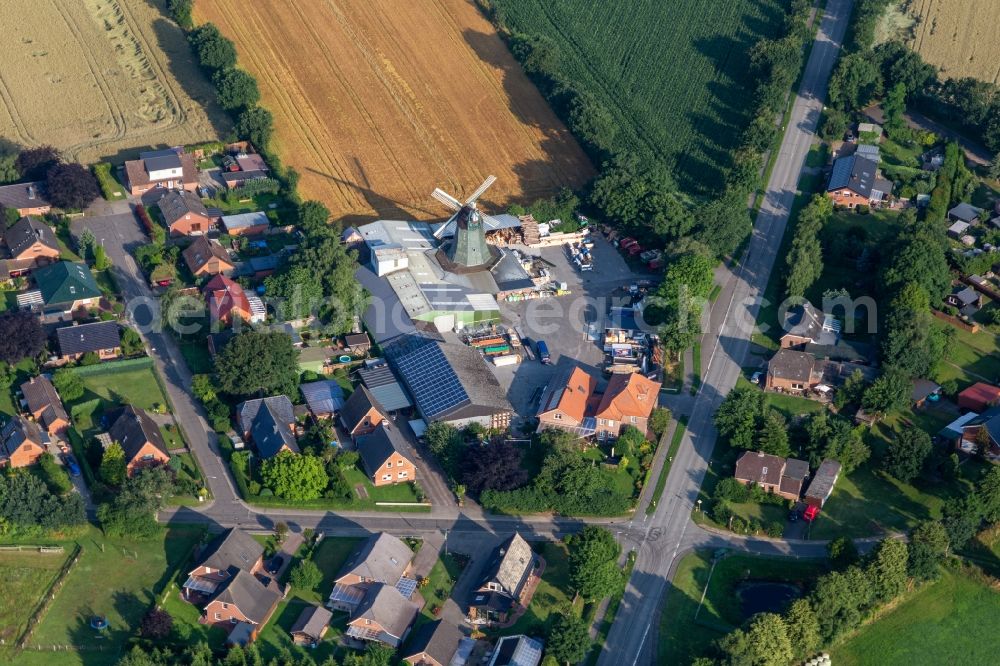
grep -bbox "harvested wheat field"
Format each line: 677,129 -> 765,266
0,0 -> 228,163
908,0 -> 1000,83
196,0 -> 594,221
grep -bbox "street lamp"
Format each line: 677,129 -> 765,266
696,499 -> 702,512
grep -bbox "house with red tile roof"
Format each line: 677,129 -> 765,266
204,274 -> 255,325
535,364 -> 598,436
958,382 -> 1000,413
592,373 -> 661,440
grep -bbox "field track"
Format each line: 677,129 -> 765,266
0,0 -> 227,163
908,0 -> 1000,83
196,0 -> 594,222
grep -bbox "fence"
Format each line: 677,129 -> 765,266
0,545 -> 65,553
70,356 -> 153,376
16,543 -> 82,650
932,309 -> 979,333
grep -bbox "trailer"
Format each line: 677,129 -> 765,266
483,344 -> 511,356
492,354 -> 521,367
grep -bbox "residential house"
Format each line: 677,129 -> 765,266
123,148 -> 197,196
592,372 -> 661,440
803,459 -> 841,509
356,423 -> 416,487
327,532 -> 415,612
487,635 -> 544,666
911,379 -> 941,409
948,203 -> 984,225
535,364 -> 598,436
386,337 -> 514,430
358,362 -> 413,412
289,605 -> 332,646
237,395 -> 298,459
733,451 -> 809,501
825,154 -> 893,208
958,382 -> 1000,413
204,274 -> 259,325
183,236 -> 235,277
20,375 -> 69,436
959,407 -> 1000,457
32,261 -> 102,314
765,349 -> 821,393
221,212 -> 269,236
157,190 -> 212,237
108,405 -> 171,476
780,302 -> 839,349
468,533 -> 536,626
55,321 -> 121,362
184,528 -> 265,599
344,333 -> 371,356
203,568 -> 283,639
299,380 -> 345,421
1,216 -> 60,277
236,153 -> 269,173
344,583 -> 419,648
0,416 -> 46,468
402,620 -> 463,666
0,181 -> 51,216
340,385 -> 388,439
944,286 -> 982,316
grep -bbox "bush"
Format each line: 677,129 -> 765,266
714,477 -> 751,502
91,163 -> 122,200
38,453 -> 73,494
289,559 -> 322,591
765,521 -> 784,538
140,608 -> 173,640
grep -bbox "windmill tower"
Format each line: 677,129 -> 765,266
431,176 -> 500,270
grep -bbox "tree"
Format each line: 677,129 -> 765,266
289,559 -> 322,591
213,68 -> 260,110
714,387 -> 764,450
567,526 -> 624,601
140,608 -> 173,640
460,440 -> 528,495
719,613 -> 793,666
424,422 -> 464,480
120,327 -> 145,357
862,369 -> 910,416
693,192 -> 751,259
785,195 -> 832,299
15,145 -> 60,181
827,536 -> 859,568
978,465 -> 1000,523
0,138 -> 20,184
757,410 -> 790,457
53,368 -> 84,401
166,0 -> 193,29
78,228 -> 96,261
810,566 -> 871,643
297,200 -> 331,236
882,83 -> 908,132
882,228 -> 950,301
235,106 -> 274,149
100,441 -> 127,487
97,466 -> 174,538
93,243 -> 111,270
0,309 -> 45,364
45,163 -> 99,210
819,108 -> 847,141
653,252 -> 715,352
191,24 -> 237,71
833,368 -> 866,410
828,53 -> 882,112
215,330 -> 300,398
260,451 -> 328,500
989,154 -> 1000,181
649,407 -> 671,438
908,520 -> 949,581
880,282 -> 950,379
942,494 -> 981,551
882,426 -> 932,482
784,599 -> 821,658
547,614 -> 590,664
265,264 -> 324,321
37,453 -> 73,494
866,538 -> 909,603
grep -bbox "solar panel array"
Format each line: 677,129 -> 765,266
392,341 -> 468,419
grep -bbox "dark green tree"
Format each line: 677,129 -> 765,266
718,613 -> 793,666
213,68 -> 260,110
567,526 -> 624,601
289,559 -> 323,591
215,330 -> 300,398
45,163 -> 100,210
547,614 -> 590,664
0,309 -> 45,364
260,451 -> 328,500
882,426 -> 932,483
714,387 -> 765,450
908,520 -> 949,581
191,24 -> 237,71
235,106 -> 274,150
862,369 -> 910,416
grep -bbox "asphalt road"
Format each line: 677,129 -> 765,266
597,1 -> 854,664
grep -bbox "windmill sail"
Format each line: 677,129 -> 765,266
430,176 -> 497,268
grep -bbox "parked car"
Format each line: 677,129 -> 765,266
536,340 -> 551,364
619,237 -> 638,250
62,453 -> 81,477
267,555 -> 284,575
750,371 -> 762,384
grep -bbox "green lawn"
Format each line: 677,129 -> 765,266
160,583 -> 227,649
647,417 -> 687,515
241,463 -> 427,512
416,554 -> 462,627
178,341 -> 213,375
290,537 -> 363,605
255,599 -> 347,663
936,326 -> 1000,390
830,566 -> 1000,665
13,526 -> 202,666
74,367 -> 170,414
492,542 -> 575,638
658,551 -> 828,665
804,142 -> 829,168
0,549 -> 69,654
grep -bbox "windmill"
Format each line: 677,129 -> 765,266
431,175 -> 500,269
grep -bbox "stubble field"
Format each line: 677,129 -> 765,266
0,0 -> 228,163
908,0 -> 1000,83
195,0 -> 594,222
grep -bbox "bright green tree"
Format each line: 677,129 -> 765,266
289,559 -> 322,591
567,526 -> 624,601
260,451 -> 328,500
547,614 -> 590,664
100,441 -> 127,486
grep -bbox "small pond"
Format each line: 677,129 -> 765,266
735,580 -> 803,617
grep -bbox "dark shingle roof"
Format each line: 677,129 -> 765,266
734,451 -> 785,486
827,155 -> 878,196
340,385 -> 387,432
352,583 -> 418,642
299,380 -> 345,416
356,423 -> 411,477
4,216 -> 58,257
478,534 -> 533,599
108,405 -> 169,462
198,528 -> 264,574
337,532 -> 413,585
358,363 -> 412,412
56,321 -> 120,356
33,261 -> 101,305
212,569 -> 280,625
0,415 -> 43,459
20,376 -> 68,426
768,349 -> 816,382
237,396 -> 298,458
183,236 -> 232,273
157,190 -> 209,226
290,605 -> 333,640
404,620 -> 462,666
0,181 -> 50,211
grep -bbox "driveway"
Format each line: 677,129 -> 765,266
70,209 -> 244,520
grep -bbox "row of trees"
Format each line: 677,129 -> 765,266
119,641 -> 386,666
784,195 -> 833,300
0,468 -> 86,537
